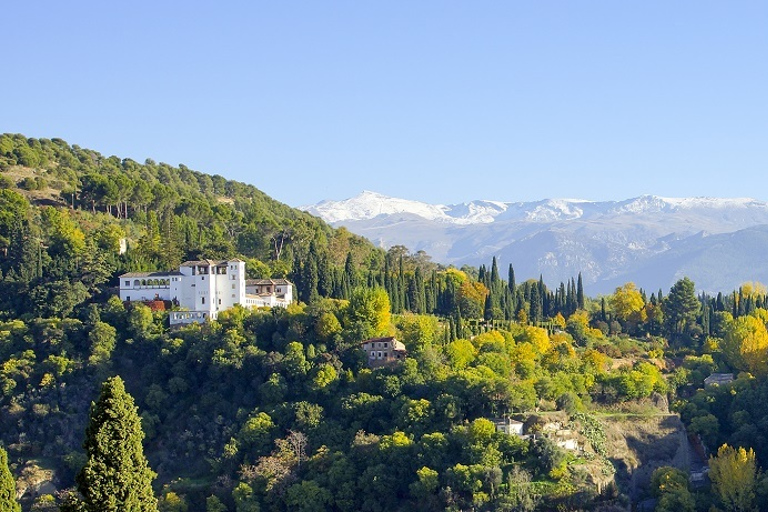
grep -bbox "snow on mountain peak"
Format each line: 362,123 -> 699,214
301,192 -> 764,226
302,191 -> 451,224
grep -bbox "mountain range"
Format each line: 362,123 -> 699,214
301,191 -> 768,294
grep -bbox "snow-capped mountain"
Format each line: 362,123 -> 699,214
301,192 -> 768,294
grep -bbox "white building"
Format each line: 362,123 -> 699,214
494,418 -> 525,436
118,259 -> 293,325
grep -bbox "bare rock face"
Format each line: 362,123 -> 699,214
601,414 -> 689,502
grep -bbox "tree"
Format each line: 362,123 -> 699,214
651,466 -> 694,512
709,444 -> 758,512
158,492 -> 188,512
347,287 -> 392,339
88,321 -> 117,367
68,376 -> 158,512
610,282 -> 645,322
664,278 -> 700,340
722,315 -> 768,377
205,496 -> 227,512
0,445 -> 21,512
458,281 -> 487,319
284,480 -> 332,512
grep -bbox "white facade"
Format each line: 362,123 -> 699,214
494,418 -> 525,436
118,259 -> 293,325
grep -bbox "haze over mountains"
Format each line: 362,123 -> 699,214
302,191 -> 768,294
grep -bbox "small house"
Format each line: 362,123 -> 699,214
704,373 -> 734,387
361,336 -> 407,368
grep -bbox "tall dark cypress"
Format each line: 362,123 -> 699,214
565,280 -> 574,315
306,257 -> 319,303
343,252 -> 357,290
484,293 -> 494,321
317,254 -> 333,297
576,272 -> 585,310
490,257 -> 500,291
0,446 -> 20,512
290,254 -> 305,299
530,285 -> 542,323
715,292 -> 724,311
66,376 -> 158,512
508,265 -> 516,293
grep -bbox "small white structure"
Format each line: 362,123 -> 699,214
245,279 -> 294,307
118,259 -> 293,325
554,432 -> 580,451
704,373 -> 734,387
494,418 -> 525,436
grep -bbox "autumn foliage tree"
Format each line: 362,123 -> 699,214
722,315 -> 768,377
610,282 -> 645,322
709,444 -> 758,512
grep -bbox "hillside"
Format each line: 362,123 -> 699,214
5,135 -> 768,512
0,134 -> 390,317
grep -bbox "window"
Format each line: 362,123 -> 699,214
370,351 -> 375,358
201,297 -> 205,304
124,280 -> 130,286
218,299 -> 221,305
126,296 -> 130,301
232,294 -> 235,298
384,342 -> 388,348
201,276 -> 205,281
232,284 -> 235,289
384,352 -> 388,358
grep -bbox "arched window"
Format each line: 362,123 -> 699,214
134,280 -> 140,288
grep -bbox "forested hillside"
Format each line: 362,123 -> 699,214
4,134 -> 768,511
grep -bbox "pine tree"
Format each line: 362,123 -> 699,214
0,446 -> 20,512
69,376 -> 158,512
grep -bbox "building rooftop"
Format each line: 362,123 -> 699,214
361,336 -> 406,350
704,373 -> 734,386
119,271 -> 184,278
246,279 -> 293,285
180,259 -> 228,267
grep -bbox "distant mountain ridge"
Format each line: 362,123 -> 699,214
302,191 -> 768,294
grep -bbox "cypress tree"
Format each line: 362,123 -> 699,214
715,292 -> 725,311
508,264 -> 516,293
490,257 -> 500,290
484,293 -> 493,321
0,446 -> 20,512
317,254 -> 332,297
343,252 -> 357,290
576,272 -> 585,309
530,285 -> 542,323
68,376 -> 158,512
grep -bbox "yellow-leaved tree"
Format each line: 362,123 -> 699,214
709,444 -> 758,512
722,315 -> 768,377
610,282 -> 646,323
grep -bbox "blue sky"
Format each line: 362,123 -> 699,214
3,2 -> 767,206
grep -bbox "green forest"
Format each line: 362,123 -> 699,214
3,134 -> 768,511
